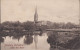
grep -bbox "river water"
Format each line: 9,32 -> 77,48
0,32 -> 80,50
1,33 -> 50,50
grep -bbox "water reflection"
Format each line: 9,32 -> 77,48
34,34 -> 38,49
0,36 -> 4,43
0,36 -> 4,50
24,35 -> 33,45
1,32 -> 48,50
12,35 -> 23,42
1,31 -> 80,50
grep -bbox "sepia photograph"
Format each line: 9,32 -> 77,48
0,0 -> 80,50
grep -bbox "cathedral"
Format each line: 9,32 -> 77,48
34,7 -> 47,26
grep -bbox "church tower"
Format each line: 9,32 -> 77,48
34,7 -> 38,23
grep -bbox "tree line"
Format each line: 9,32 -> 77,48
0,21 -> 78,32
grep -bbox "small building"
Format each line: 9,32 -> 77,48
37,21 -> 47,26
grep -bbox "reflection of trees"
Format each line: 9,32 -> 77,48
0,36 -> 4,50
39,31 -> 43,36
0,36 -> 4,43
24,35 -> 33,45
12,35 -> 23,41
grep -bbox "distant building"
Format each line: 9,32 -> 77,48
37,21 -> 47,26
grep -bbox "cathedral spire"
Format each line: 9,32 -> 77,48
34,6 -> 38,23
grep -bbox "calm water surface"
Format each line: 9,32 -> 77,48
1,33 -> 50,50
1,32 -> 80,50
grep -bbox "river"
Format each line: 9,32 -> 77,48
0,32 -> 80,50
1,33 -> 50,50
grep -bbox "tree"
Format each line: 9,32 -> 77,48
66,22 -> 76,29
22,21 -> 35,31
24,35 -> 33,45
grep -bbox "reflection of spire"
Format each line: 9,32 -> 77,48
34,6 -> 38,23
34,35 -> 38,49
24,35 -> 33,45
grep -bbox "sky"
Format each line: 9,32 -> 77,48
1,0 -> 80,24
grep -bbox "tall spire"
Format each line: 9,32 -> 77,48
34,6 -> 38,23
